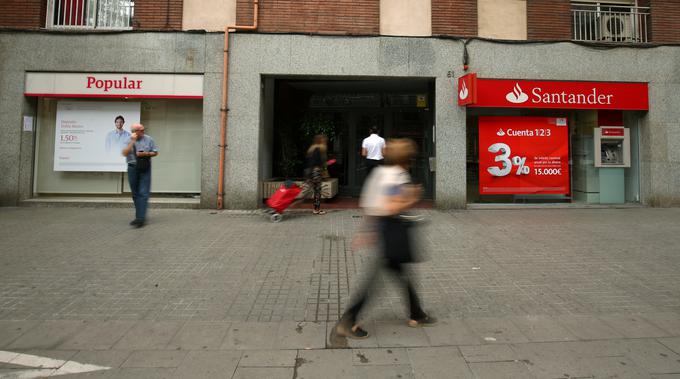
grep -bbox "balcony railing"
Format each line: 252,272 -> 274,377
46,0 -> 134,29
572,3 -> 649,43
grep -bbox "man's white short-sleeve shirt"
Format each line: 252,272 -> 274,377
362,134 -> 385,160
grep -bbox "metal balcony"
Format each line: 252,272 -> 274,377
572,3 -> 649,43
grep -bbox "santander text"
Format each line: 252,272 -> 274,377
531,87 -> 613,105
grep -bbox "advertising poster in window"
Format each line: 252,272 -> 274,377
54,101 -> 141,172
479,116 -> 570,195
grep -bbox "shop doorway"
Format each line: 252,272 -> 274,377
268,79 -> 435,198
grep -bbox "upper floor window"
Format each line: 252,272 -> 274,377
46,0 -> 134,29
572,1 -> 649,43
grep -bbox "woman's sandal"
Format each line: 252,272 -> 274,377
408,315 -> 438,328
313,210 -> 327,215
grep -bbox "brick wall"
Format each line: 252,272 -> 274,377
526,0 -> 571,40
650,0 -> 680,43
236,0 -> 379,34
134,0 -> 183,30
431,0 -> 477,37
0,0 -> 45,29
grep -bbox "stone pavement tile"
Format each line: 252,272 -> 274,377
173,350 -> 241,379
352,348 -> 409,366
232,367 -> 293,379
642,312 -> 680,336
617,339 -> 680,374
557,340 -> 625,358
0,320 -> 40,348
468,361 -> 536,379
275,321 -> 325,350
511,342 -> 599,378
58,321 -> 136,350
7,320 -> 85,350
579,356 -> 649,379
420,319 -> 482,346
52,369 -> 112,378
296,349 -> 353,379
374,321 -> 430,348
459,344 -> 518,363
353,365 -> 414,379
112,321 -> 184,350
166,321 -> 230,350
221,322 -> 278,350
407,347 -> 474,379
555,314 -> 625,340
70,350 -> 133,369
508,315 -> 578,342
658,337 -> 680,355
238,349 -> 297,367
121,350 -> 188,368
101,367 -> 176,378
464,317 -> 530,344
599,314 -> 670,338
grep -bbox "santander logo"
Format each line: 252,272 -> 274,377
459,81 -> 469,100
496,129 -> 506,137
506,83 -> 529,104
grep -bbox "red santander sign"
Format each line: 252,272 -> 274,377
479,116 -> 570,195
459,76 -> 648,110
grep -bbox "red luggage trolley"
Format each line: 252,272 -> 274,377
264,182 -> 303,222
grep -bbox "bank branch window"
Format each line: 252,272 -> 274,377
459,75 -> 646,205
34,98 -> 202,195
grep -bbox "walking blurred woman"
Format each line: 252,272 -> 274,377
335,138 -> 435,339
306,134 -> 328,215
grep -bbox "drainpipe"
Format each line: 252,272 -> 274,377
217,0 -> 259,209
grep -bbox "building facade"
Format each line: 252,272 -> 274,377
1,0 -> 679,208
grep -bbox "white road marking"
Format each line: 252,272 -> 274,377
0,351 -> 110,378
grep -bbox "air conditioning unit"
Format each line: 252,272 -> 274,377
600,14 -> 635,42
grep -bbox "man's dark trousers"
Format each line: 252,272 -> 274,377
127,164 -> 151,221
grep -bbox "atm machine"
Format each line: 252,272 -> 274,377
594,127 -> 630,203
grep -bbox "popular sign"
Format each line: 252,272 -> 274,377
25,72 -> 204,99
479,116 -> 570,195
458,76 -> 648,110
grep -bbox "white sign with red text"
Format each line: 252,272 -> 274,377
54,101 -> 140,172
25,73 -> 203,99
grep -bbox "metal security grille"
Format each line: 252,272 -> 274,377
572,3 -> 649,43
47,0 -> 134,29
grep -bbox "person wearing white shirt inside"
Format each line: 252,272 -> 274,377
361,126 -> 385,175
105,115 -> 131,154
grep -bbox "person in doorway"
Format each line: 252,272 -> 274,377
305,134 -> 328,215
361,126 -> 385,175
122,123 -> 158,228
105,115 -> 131,154
335,138 -> 435,339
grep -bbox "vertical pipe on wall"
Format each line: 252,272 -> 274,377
217,0 -> 259,209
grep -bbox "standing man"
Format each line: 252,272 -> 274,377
105,115 -> 131,153
361,126 -> 385,176
122,123 -> 158,228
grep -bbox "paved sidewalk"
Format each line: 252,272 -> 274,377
0,207 -> 679,378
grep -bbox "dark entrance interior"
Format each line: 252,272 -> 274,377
271,79 -> 435,198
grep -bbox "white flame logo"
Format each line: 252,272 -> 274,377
506,83 -> 529,104
496,129 -> 505,136
459,80 -> 469,100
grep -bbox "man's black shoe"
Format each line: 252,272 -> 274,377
134,220 -> 145,228
130,219 -> 142,226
